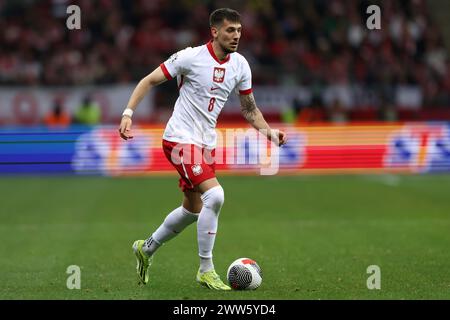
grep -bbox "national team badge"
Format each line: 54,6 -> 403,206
191,164 -> 203,176
213,67 -> 225,83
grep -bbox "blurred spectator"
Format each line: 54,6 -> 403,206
280,106 -> 297,124
73,95 -> 101,125
328,99 -> 348,123
44,99 -> 71,127
295,96 -> 326,124
378,102 -> 398,122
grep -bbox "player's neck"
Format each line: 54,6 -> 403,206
211,40 -> 229,61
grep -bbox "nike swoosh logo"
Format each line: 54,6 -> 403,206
210,87 -> 220,91
208,232 -> 216,235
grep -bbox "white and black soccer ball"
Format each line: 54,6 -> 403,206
227,258 -> 262,290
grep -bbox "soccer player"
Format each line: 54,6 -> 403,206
119,8 -> 287,290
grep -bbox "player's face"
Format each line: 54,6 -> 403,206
213,19 -> 242,54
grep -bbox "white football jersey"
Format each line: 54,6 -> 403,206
160,41 -> 252,148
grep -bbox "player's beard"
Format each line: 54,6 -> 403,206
221,42 -> 238,54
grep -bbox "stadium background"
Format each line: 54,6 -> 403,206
1,0 -> 449,300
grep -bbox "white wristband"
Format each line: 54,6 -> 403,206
122,108 -> 133,118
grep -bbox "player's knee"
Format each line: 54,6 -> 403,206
201,185 -> 224,212
182,199 -> 203,214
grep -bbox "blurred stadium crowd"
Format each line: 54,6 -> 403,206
0,0 -> 449,122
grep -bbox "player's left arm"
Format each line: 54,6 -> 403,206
239,92 -> 287,146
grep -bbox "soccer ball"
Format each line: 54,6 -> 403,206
226,257 -> 262,290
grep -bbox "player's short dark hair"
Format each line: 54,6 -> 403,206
209,8 -> 241,27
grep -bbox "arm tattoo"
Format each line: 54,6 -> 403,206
240,93 -> 259,122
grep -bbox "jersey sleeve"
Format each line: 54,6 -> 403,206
236,57 -> 253,95
160,47 -> 193,80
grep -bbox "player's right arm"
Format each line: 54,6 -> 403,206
119,67 -> 167,140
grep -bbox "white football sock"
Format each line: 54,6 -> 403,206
200,257 -> 214,274
197,186 -> 224,272
143,206 -> 199,256
142,236 -> 160,256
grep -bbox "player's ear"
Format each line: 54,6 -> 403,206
210,26 -> 218,38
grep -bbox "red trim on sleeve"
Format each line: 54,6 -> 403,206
239,88 -> 253,95
160,63 -> 173,80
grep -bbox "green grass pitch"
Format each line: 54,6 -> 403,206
0,174 -> 449,299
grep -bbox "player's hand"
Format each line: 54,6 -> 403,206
268,129 -> 287,146
277,130 -> 287,146
119,116 -> 134,140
